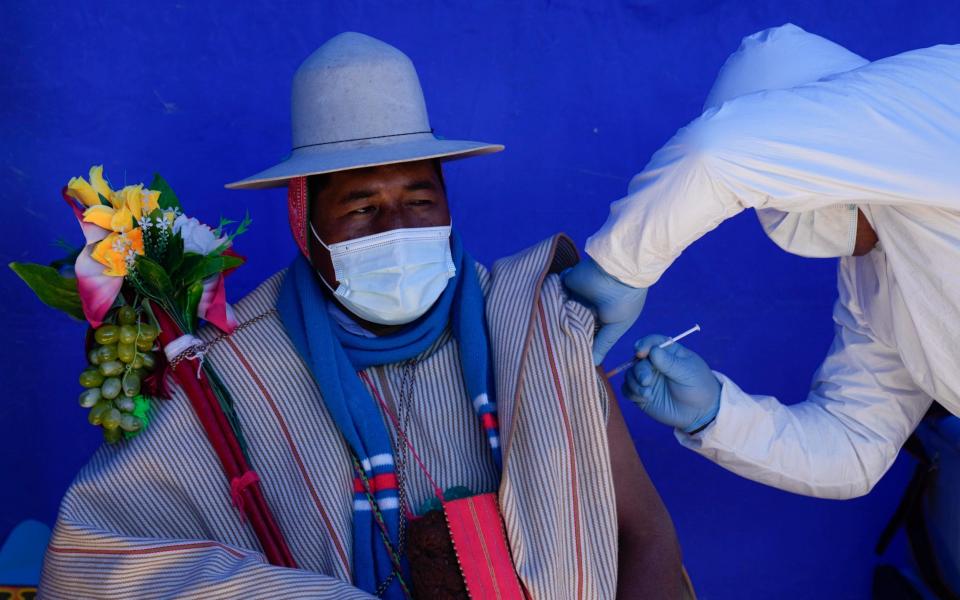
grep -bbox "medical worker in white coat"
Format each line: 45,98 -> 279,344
564,24 -> 960,499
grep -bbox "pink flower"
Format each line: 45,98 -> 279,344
62,188 -> 122,327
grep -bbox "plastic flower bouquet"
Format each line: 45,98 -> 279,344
10,166 -> 296,567
10,165 -> 248,443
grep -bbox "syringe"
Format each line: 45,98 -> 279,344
605,324 -> 702,378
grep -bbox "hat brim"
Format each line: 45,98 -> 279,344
225,137 -> 504,189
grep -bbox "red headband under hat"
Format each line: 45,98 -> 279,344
288,176 -> 309,258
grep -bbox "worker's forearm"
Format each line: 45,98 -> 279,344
679,371 -> 932,499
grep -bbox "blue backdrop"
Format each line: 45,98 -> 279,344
3,1 -> 958,597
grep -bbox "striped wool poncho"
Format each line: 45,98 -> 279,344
40,236 -> 620,599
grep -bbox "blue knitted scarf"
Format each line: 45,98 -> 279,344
277,233 -> 500,598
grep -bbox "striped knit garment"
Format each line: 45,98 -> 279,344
40,235 -> 619,599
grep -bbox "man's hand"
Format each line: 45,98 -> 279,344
562,257 -> 648,365
623,335 -> 721,433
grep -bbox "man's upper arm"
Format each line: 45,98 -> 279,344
602,372 -> 684,599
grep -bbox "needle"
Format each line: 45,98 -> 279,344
605,324 -> 702,378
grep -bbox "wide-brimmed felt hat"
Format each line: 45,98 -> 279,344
226,32 -> 503,190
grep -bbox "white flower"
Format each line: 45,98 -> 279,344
173,214 -> 228,255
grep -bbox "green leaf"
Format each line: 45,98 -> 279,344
163,232 -> 184,274
212,216 -> 235,238
143,207 -> 165,261
210,211 -> 252,255
183,280 -> 203,333
9,262 -> 85,321
171,253 -> 203,286
149,173 -> 182,211
180,253 -> 245,285
133,255 -> 174,299
98,192 -> 112,207
202,365 -> 251,459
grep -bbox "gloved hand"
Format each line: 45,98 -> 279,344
622,334 -> 721,433
562,257 -> 648,365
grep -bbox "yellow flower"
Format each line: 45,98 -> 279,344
142,189 -> 161,218
82,205 -> 117,230
66,175 -> 101,208
90,228 -> 144,277
110,206 -> 135,232
112,184 -> 160,221
89,165 -> 113,201
66,165 -> 113,208
81,177 -> 160,233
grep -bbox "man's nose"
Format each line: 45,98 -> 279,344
374,201 -> 417,232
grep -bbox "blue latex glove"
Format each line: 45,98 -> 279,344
622,334 -> 721,433
562,257 -> 648,365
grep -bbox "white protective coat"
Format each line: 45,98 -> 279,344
586,29 -> 960,498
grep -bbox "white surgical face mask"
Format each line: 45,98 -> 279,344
310,222 -> 456,326
756,205 -> 858,258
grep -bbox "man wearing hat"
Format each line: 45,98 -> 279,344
40,33 -> 685,599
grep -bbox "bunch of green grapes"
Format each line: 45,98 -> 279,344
78,305 -> 159,443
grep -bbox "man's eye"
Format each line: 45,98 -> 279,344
408,198 -> 434,206
350,206 -> 375,216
